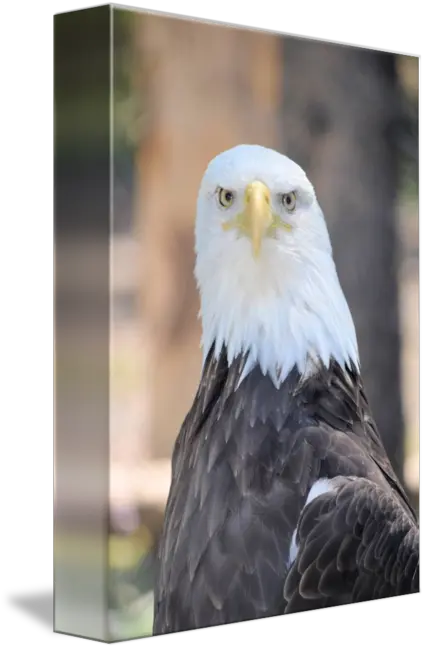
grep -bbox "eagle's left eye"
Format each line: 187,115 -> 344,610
281,192 -> 297,212
218,188 -> 234,208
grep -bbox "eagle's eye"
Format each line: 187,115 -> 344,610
282,192 -> 297,212
218,188 -> 234,208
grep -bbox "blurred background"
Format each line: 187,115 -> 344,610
108,7 -> 419,641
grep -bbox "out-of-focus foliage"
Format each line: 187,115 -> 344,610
55,8 -> 110,156
108,526 -> 156,639
114,10 -> 148,152
396,56 -> 419,198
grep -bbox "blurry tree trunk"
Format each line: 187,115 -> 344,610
282,41 -> 405,480
133,16 -> 282,460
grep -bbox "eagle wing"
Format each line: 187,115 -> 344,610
283,475 -> 419,613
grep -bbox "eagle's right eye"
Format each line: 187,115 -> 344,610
218,188 -> 234,208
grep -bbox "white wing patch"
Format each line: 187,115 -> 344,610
305,478 -> 332,505
289,529 -> 299,566
288,478 -> 333,567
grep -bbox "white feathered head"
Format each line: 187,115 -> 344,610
194,144 -> 359,387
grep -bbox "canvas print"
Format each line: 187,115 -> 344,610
54,4 -> 419,642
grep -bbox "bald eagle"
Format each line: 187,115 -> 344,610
153,145 -> 419,634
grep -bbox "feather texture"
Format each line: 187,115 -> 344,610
153,347 -> 418,635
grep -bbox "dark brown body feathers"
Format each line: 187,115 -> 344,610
153,346 -> 418,634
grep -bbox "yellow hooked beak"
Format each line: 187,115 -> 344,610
222,181 -> 291,259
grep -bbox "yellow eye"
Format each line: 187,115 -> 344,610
218,188 -> 234,208
282,192 -> 296,212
